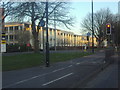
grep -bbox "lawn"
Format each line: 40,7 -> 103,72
2,52 -> 92,71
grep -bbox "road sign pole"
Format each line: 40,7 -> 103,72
45,1 -> 50,67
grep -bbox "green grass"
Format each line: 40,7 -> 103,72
2,52 -> 92,71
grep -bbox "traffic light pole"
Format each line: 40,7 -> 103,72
45,1 -> 49,67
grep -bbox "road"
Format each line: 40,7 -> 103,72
2,51 -> 107,88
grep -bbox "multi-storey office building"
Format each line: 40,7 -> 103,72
4,22 -> 97,50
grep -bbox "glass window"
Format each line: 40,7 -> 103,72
10,35 -> 13,40
24,24 -> 29,28
9,27 -> 13,30
15,26 -> 19,30
5,27 -> 8,33
6,35 -> 8,40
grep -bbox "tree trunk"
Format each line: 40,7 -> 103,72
31,2 -> 39,53
33,32 -> 39,53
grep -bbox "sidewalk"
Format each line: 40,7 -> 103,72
2,50 -> 113,88
77,52 -> 119,88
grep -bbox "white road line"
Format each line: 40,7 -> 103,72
3,65 -> 73,88
3,73 -> 48,88
52,68 -> 65,72
68,65 -> 73,67
76,63 -> 80,65
42,73 -> 74,86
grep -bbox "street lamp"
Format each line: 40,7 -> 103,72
54,8 -> 56,51
91,0 -> 94,53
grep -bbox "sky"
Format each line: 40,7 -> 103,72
62,1 -> 118,35
1,0 -> 119,35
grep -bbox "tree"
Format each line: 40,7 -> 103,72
15,29 -> 30,45
7,2 -> 74,53
112,14 -> 120,46
0,1 -> 15,23
81,8 -> 113,47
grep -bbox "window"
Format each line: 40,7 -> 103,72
5,27 -> 8,33
24,24 -> 29,28
15,26 -> 19,30
6,35 -> 8,40
10,35 -> 13,41
9,27 -> 13,33
9,27 -> 13,30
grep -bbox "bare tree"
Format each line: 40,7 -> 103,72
7,2 -> 74,53
15,30 -> 30,45
81,8 -> 113,47
0,1 -> 15,22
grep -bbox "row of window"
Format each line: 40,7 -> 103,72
5,26 -> 22,31
5,35 -> 17,40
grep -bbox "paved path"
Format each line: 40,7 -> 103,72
2,50 -> 108,88
79,52 -> 119,88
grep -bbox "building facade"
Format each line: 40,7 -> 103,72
4,22 -> 98,50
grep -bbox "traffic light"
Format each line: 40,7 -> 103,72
106,23 -> 111,35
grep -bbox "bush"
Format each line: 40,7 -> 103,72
6,44 -> 19,52
6,44 -> 32,52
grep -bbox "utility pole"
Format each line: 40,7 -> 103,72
54,9 -> 56,51
45,1 -> 49,67
91,0 -> 94,53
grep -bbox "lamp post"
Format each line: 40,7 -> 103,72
92,0 -> 94,53
45,0 -> 49,67
54,8 -> 56,51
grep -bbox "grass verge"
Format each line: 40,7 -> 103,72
2,52 -> 92,71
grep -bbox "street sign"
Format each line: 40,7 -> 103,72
87,32 -> 91,36
39,19 -> 45,27
1,44 -> 6,52
1,33 -> 6,52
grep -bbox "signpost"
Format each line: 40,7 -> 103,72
0,8 -> 6,53
1,33 -> 6,52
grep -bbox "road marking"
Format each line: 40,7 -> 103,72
52,68 -> 65,72
68,65 -> 73,67
76,63 -> 80,65
3,65 -> 73,88
52,65 -> 73,72
42,73 -> 74,86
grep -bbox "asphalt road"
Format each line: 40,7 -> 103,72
2,51 -> 105,88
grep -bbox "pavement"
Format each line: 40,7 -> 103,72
79,52 -> 119,88
2,50 -> 118,88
